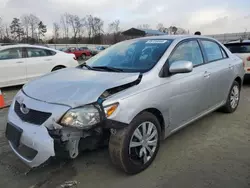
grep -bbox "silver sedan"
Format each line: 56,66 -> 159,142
6,35 -> 244,174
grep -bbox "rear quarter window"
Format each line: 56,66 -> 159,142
224,43 -> 250,53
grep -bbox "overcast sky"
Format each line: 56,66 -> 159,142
0,0 -> 250,36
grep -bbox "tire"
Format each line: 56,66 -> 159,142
221,81 -> 240,113
109,112 -> 161,174
52,66 -> 65,72
81,54 -> 86,60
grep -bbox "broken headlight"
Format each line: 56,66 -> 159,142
60,105 -> 101,130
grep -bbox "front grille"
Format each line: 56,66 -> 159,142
14,101 -> 52,125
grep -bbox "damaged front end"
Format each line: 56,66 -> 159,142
47,103 -> 108,159
6,72 -> 142,167
44,74 -> 142,161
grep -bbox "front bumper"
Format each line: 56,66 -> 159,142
6,91 -> 70,168
6,91 -> 129,168
7,120 -> 54,168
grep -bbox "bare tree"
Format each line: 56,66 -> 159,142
137,24 -> 150,29
169,26 -> 187,35
86,15 -> 94,42
108,20 -> 121,43
60,13 -> 70,39
5,23 -> 10,39
67,14 -> 85,43
0,17 -> 4,40
37,21 -> 47,42
92,17 -> 104,43
156,23 -> 168,33
168,26 -> 177,35
21,14 -> 31,42
85,15 -> 103,43
29,14 -> 40,39
53,22 -> 60,43
109,20 -> 120,33
175,27 -> 188,34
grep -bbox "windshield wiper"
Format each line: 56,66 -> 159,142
91,66 -> 124,72
78,62 -> 93,70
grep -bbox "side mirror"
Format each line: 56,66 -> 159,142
169,60 -> 193,74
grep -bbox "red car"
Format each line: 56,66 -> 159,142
64,47 -> 91,60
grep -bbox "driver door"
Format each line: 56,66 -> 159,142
163,39 -> 211,130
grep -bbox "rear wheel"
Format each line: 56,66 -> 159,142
109,112 -> 161,174
221,81 -> 240,113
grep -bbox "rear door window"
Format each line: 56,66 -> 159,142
201,40 -> 224,62
26,48 -> 56,58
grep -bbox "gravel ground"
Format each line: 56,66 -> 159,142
0,83 -> 249,188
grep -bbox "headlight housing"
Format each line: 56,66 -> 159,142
60,105 -> 101,130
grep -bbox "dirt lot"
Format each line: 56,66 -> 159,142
0,83 -> 249,188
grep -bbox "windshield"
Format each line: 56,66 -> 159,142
225,43 -> 250,53
85,39 -> 173,73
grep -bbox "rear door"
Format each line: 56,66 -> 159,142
23,47 -> 56,81
200,39 -> 234,107
0,47 -> 26,87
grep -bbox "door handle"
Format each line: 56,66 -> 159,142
44,59 -> 52,61
229,64 -> 233,69
204,71 -> 211,78
16,61 -> 24,63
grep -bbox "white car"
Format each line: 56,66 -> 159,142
224,40 -> 250,75
0,44 -> 79,88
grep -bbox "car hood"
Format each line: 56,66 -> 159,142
23,68 -> 140,108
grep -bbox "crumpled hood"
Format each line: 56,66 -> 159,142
23,68 -> 140,107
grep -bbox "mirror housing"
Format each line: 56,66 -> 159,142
169,60 -> 193,74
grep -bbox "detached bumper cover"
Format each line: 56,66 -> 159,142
7,108 -> 55,167
6,91 -> 69,168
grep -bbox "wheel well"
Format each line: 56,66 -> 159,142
52,65 -> 66,71
235,77 -> 242,90
142,108 -> 165,139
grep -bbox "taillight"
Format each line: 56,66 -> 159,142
247,56 -> 250,61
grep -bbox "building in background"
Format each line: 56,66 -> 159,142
122,28 -> 167,38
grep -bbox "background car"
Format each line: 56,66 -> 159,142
90,46 -> 106,56
0,44 -> 79,88
64,47 -> 91,60
224,40 -> 250,75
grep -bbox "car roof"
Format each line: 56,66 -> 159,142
130,35 -> 219,42
0,44 -> 57,51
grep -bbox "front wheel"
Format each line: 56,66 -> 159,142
109,112 -> 161,174
221,81 -> 240,113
